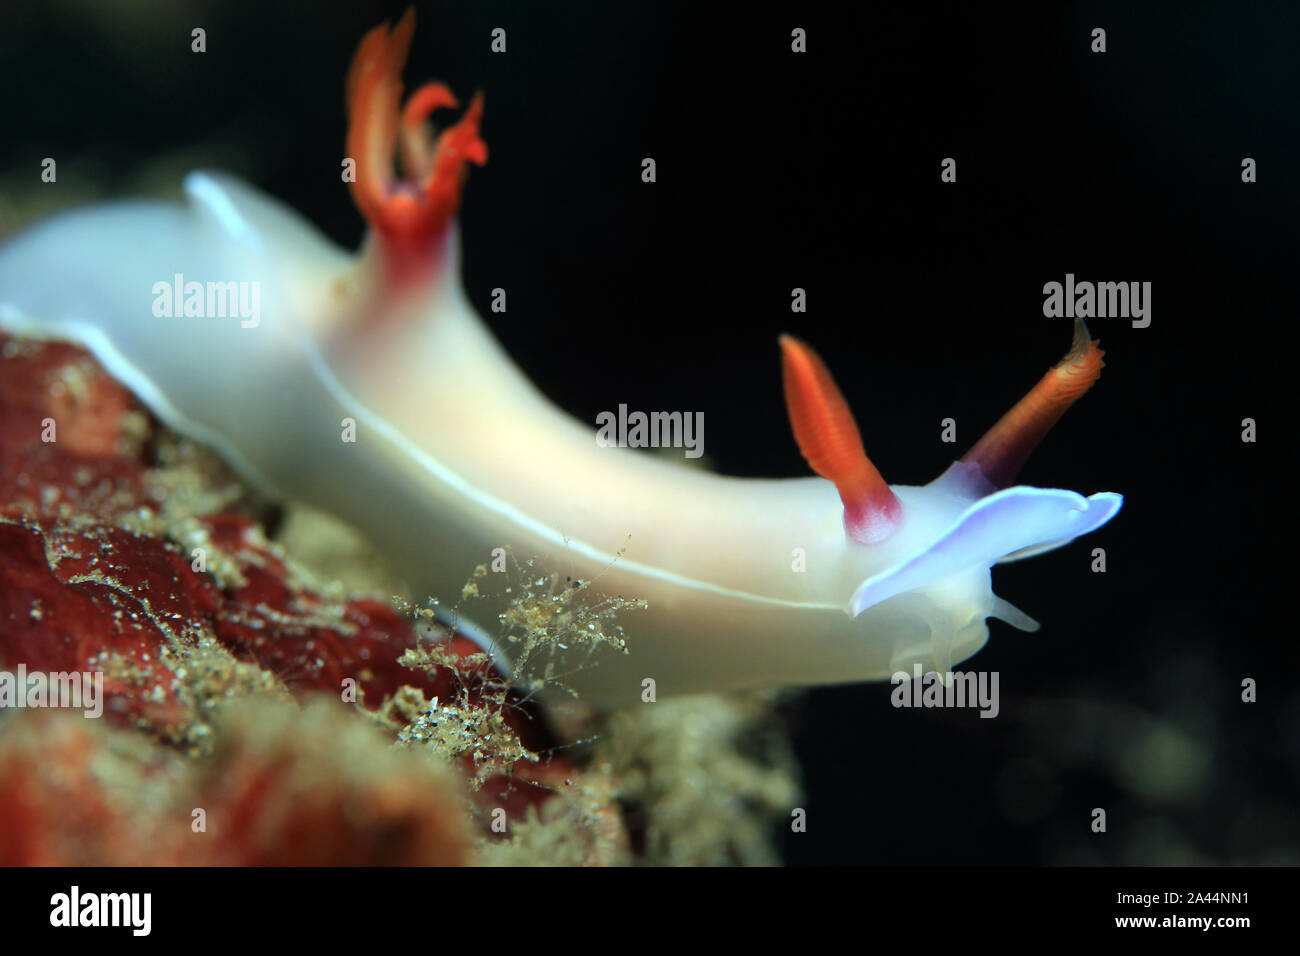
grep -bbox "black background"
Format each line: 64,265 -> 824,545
2,0 -> 1295,865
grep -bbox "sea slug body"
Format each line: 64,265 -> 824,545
0,10 -> 1122,707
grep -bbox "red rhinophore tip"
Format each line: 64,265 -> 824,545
960,319 -> 1106,489
345,8 -> 487,273
780,335 -> 902,544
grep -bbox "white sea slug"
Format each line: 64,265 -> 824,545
0,11 -> 1121,708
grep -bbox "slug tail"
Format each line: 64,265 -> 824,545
960,319 -> 1104,488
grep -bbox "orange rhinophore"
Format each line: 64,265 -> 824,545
961,318 -> 1105,489
780,334 -> 903,544
345,7 -> 487,277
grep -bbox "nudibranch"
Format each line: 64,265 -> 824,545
0,11 -> 1121,708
